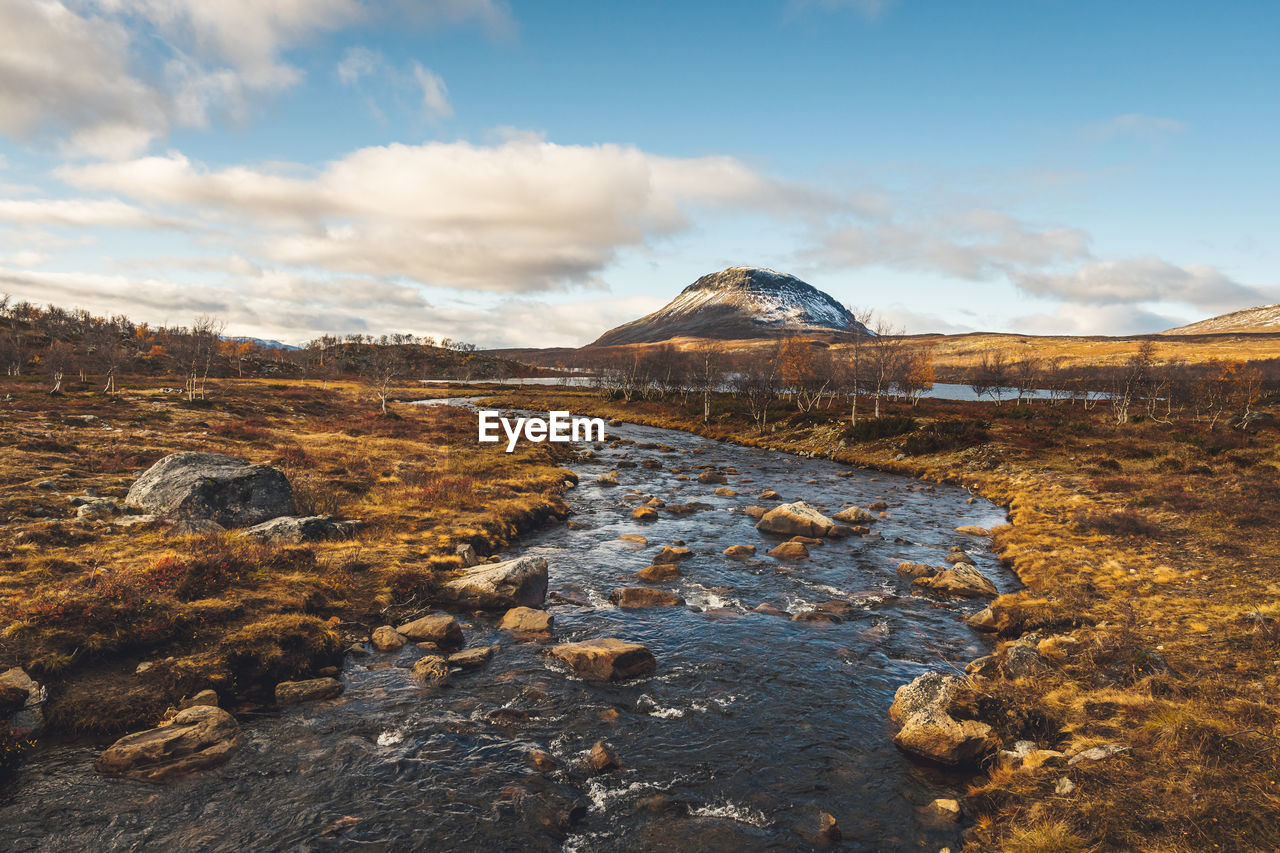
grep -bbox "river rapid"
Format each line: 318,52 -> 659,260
1,407 -> 1015,852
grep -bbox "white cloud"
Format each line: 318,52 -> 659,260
59,140 -> 784,291
1011,256 -> 1269,311
0,198 -> 186,229
337,46 -> 383,86
1009,304 -> 1186,336
412,64 -> 453,120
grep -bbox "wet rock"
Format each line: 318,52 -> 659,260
654,545 -> 693,564
583,740 -> 621,774
276,677 -> 344,706
787,535 -> 824,545
529,748 -> 558,771
955,525 -> 991,536
896,561 -> 937,578
410,655 -> 451,686
596,470 -> 619,486
758,489 -> 781,500
767,541 -> 809,560
618,533 -> 647,544
913,564 -> 998,598
95,705 -> 245,782
826,525 -> 855,538
180,689 -> 219,709
833,506 -> 875,524
645,497 -> 666,507
723,544 -> 756,558
868,500 -> 888,511
924,798 -> 962,822
965,655 -> 1000,678
944,551 -> 976,565
500,606 -> 553,635
632,506 -> 659,521
448,645 -> 498,670
371,625 -> 407,652
753,603 -> 788,617
395,614 -> 464,650
814,600 -> 857,618
635,564 -> 682,582
756,501 -> 835,538
635,794 -> 673,813
456,543 -> 479,567
798,811 -> 842,845
239,514 -> 361,544
714,487 -> 737,496
697,470 -> 728,484
126,451 -> 295,527
743,506 -> 768,519
0,667 -> 45,733
439,555 -> 548,609
550,638 -> 656,681
792,610 -> 841,624
890,671 -> 999,766
609,587 -> 685,608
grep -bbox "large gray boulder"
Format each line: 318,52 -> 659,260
126,452 -> 295,527
439,555 -> 548,610
889,671 -> 999,766
755,501 -> 835,538
912,563 -> 998,598
95,705 -> 245,782
238,515 -> 361,544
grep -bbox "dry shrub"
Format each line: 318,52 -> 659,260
1075,508 -> 1162,539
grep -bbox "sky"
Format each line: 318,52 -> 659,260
0,0 -> 1277,348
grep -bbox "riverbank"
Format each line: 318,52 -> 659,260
0,379 -> 575,755
481,385 -> 1280,852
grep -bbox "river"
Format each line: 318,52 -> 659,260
0,406 -> 1015,851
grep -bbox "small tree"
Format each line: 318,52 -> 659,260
692,339 -> 726,423
365,343 -> 405,415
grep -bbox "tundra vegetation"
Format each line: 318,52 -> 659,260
486,335 -> 1280,853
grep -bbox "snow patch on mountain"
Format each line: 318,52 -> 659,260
1163,304 -> 1280,334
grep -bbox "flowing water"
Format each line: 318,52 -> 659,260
1,408 -> 1015,852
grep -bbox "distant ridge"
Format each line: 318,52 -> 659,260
1162,305 -> 1280,335
591,267 -> 870,346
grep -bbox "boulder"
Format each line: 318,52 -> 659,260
276,677 -> 344,706
0,667 -> 45,734
955,525 -> 991,536
944,551 -> 976,565
759,489 -> 781,501
913,564 -> 998,598
95,705 -> 245,782
584,740 -> 621,773
456,543 -> 479,567
550,638 -> 656,681
889,671 -> 998,766
753,603 -> 788,617
180,689 -> 219,709
529,748 -> 558,771
792,610 -> 840,624
395,614 -> 464,650
411,655 -> 451,686
743,506 -> 768,519
714,487 -> 737,497
499,606 -> 553,634
896,562 -> 936,578
723,544 -> 756,558
609,587 -> 685,608
767,542 -> 809,560
833,506 -> 875,524
1003,644 -> 1051,679
654,545 -> 693,564
596,471 -> 619,486
756,501 -> 834,538
966,607 -> 998,632
439,555 -> 548,610
632,506 -> 659,521
868,501 -> 888,511
239,514 -> 361,544
448,645 -> 498,670
826,525 -> 855,538
125,451 -> 295,527
697,471 -> 728,484
635,564 -> 682,582
371,625 -> 408,652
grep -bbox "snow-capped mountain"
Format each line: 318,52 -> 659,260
1162,304 -> 1280,335
591,267 -> 871,346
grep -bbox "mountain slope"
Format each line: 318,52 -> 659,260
1162,305 -> 1280,335
591,267 -> 870,346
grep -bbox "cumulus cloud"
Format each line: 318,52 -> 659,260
337,48 -> 453,120
0,198 -> 187,229
0,0 -> 507,155
59,139 -> 786,291
1011,256 -> 1269,311
1010,304 -> 1187,337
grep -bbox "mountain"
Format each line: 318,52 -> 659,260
224,335 -> 301,351
591,267 -> 871,346
1162,305 -> 1280,335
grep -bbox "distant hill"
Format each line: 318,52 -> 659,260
224,335 -> 300,351
1163,305 -> 1280,335
590,267 -> 871,346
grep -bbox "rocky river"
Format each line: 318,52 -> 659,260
0,407 -> 1015,851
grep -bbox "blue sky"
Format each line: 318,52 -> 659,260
0,0 -> 1276,346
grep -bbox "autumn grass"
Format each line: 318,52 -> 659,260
479,385 -> 1280,853
0,377 -> 573,743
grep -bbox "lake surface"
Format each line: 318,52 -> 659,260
0,408 -> 1014,851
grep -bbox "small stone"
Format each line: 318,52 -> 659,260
723,544 -> 756,558
925,798 -> 962,822
609,587 -> 684,608
1055,776 -> 1076,795
410,655 -> 451,686
275,677 -> 344,706
395,614 -> 464,650
499,606 -> 553,634
584,740 -> 620,773
767,542 -> 809,560
632,506 -> 659,522
529,749 -> 557,771
371,625 -> 407,651
1067,744 -> 1126,765
180,689 -> 219,709
714,487 -> 737,496
448,645 -> 498,670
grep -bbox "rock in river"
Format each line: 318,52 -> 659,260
95,705 -> 245,782
125,451 -> 295,527
396,613 -> 464,650
371,625 -> 408,652
756,501 -> 835,538
635,564 -> 682,582
653,545 -> 693,564
550,638 -> 656,681
276,677 -> 344,706
411,655 -> 451,686
0,667 -> 45,734
439,555 -> 548,610
767,542 -> 809,560
500,606 -> 553,635
889,671 -> 999,766
833,506 -> 875,524
912,563 -> 998,598
723,544 -> 756,558
609,587 -> 685,608
632,506 -> 659,522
